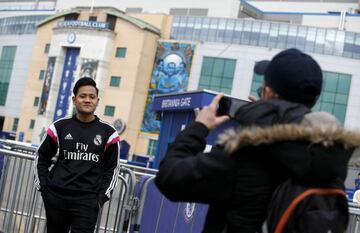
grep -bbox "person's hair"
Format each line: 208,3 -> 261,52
73,77 -> 99,96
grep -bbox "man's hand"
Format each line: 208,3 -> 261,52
195,94 -> 230,130
248,95 -> 257,102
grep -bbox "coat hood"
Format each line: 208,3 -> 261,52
218,124 -> 360,155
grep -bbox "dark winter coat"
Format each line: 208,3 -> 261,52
155,99 -> 359,233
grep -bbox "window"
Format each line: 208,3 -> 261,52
12,118 -> 18,132
115,47 -> 127,58
104,106 -> 115,116
312,71 -> 351,124
0,46 -> 17,105
44,44 -> 50,54
29,119 -> 35,129
198,57 -> 236,94
33,96 -> 40,107
147,139 -> 158,156
110,76 -> 121,87
249,73 -> 264,97
89,16 -> 97,22
39,70 -> 45,80
106,14 -> 117,30
64,13 -> 78,21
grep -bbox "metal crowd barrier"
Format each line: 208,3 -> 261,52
0,143 -> 135,233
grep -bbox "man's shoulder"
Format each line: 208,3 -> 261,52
97,118 -> 117,134
52,116 -> 74,128
234,99 -> 310,126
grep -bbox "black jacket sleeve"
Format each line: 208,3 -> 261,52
34,134 -> 58,192
155,122 -> 235,204
98,141 -> 120,206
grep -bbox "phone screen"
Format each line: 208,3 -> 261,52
217,96 -> 249,118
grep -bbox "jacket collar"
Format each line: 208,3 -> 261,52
218,124 -> 360,154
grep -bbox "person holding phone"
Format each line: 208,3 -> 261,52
155,48 -> 354,232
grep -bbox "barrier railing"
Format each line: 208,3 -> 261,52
0,147 -> 134,233
2,140 -> 360,232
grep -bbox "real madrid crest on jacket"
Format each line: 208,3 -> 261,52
34,115 -> 120,206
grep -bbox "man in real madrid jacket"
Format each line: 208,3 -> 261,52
34,78 -> 120,233
155,49 -> 359,232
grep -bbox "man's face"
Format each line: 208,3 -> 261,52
167,63 -> 176,76
72,85 -> 99,115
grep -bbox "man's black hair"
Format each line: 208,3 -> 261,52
73,77 -> 99,96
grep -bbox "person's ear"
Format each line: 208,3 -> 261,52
263,86 -> 278,100
72,95 -> 76,104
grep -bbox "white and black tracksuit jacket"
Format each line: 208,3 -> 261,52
34,115 -> 120,205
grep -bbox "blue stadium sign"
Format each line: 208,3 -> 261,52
57,20 -> 109,30
152,90 -> 216,112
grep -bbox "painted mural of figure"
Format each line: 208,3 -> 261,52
150,59 -> 165,91
157,62 -> 181,94
176,62 -> 189,92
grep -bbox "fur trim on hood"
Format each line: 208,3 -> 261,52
217,124 -> 360,155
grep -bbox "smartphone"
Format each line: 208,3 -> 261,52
217,96 -> 249,118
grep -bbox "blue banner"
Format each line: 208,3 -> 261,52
38,57 -> 56,115
53,48 -> 79,121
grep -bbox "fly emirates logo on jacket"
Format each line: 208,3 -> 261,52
63,142 -> 100,162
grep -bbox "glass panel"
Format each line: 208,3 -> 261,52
211,76 -> 221,87
110,76 -> 121,87
268,23 -> 279,47
223,59 -> 236,78
39,70 -> 45,80
104,106 -> 115,116
321,102 -> 334,113
193,17 -> 203,41
324,72 -> 338,92
322,92 -> 335,103
212,59 -> 224,77
29,119 -> 35,129
314,28 -> 325,53
199,75 -> 211,86
116,48 -> 127,58
201,57 -> 214,76
333,104 -> 346,124
0,46 -> 16,105
200,17 -> 210,40
325,29 -> 336,55
296,26 -> 307,50
334,31 -> 345,56
216,18 -> 227,43
33,96 -> 40,106
335,94 -> 348,104
12,118 -> 18,132
44,44 -> 50,54
207,18 -> 218,42
337,74 -> 351,94
233,20 -> 243,44
224,19 -> 235,43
